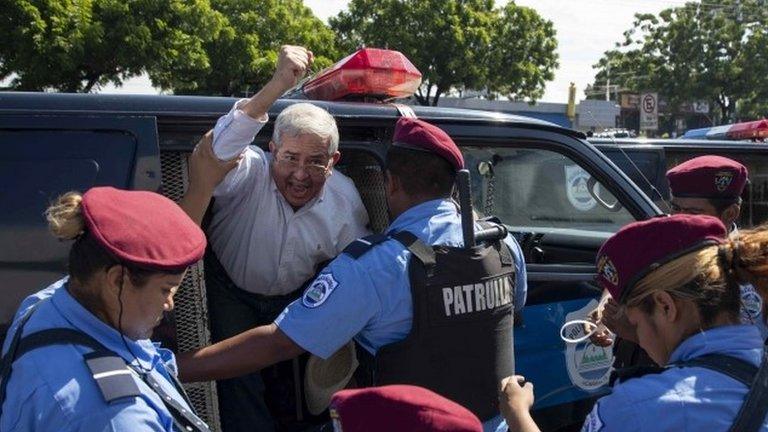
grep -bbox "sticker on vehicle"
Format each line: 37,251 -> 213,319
564,300 -> 614,391
565,165 -> 598,212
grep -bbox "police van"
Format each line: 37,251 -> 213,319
0,49 -> 662,431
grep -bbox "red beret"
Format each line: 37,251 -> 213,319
667,155 -> 748,199
393,117 -> 464,170
596,214 -> 727,302
81,187 -> 206,271
329,385 -> 482,432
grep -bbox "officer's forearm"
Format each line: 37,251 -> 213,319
504,411 -> 541,432
178,185 -> 213,226
177,323 -> 304,382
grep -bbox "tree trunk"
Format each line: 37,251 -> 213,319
715,95 -> 729,125
431,84 -> 445,106
415,86 -> 427,105
416,83 -> 434,106
83,75 -> 100,93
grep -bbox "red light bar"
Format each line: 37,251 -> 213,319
726,119 -> 768,140
302,48 -> 422,101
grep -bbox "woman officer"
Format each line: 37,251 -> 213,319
499,214 -> 768,432
0,187 -> 209,431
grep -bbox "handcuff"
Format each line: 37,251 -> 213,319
559,319 -> 612,344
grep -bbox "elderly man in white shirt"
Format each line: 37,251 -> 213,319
179,45 -> 370,432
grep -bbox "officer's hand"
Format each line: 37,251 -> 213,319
188,130 -> 243,193
271,45 -> 313,92
499,375 -> 534,420
601,298 -> 638,343
587,299 -> 614,347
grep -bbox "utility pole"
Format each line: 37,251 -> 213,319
605,64 -> 611,102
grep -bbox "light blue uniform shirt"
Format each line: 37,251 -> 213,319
275,199 -> 526,432
0,278 -> 202,432
275,198 -> 527,358
580,325 -> 767,432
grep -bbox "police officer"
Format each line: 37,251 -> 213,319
667,156 -> 766,336
501,214 -> 768,432
178,117 -> 528,431
0,187 -> 209,431
591,155 -> 765,360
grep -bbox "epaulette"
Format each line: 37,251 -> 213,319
342,234 -> 389,259
85,352 -> 142,403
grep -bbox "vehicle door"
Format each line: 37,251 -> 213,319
437,120 -> 660,430
0,114 -> 160,342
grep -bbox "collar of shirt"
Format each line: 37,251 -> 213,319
265,151 -> 328,209
387,198 -> 458,235
667,324 -> 762,365
50,278 -> 160,371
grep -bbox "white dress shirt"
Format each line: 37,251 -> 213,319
208,100 -> 371,295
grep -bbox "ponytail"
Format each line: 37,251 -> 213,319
46,192 -> 85,240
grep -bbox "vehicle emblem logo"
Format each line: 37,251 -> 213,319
564,300 -> 614,391
597,255 -> 619,286
715,171 -> 734,192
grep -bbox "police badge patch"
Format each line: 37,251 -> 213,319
597,255 -> 619,286
302,273 -> 339,308
740,284 -> 763,324
715,171 -> 734,192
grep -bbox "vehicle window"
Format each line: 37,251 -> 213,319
0,128 -> 140,340
665,151 -> 768,228
598,146 -> 670,209
464,147 -> 635,233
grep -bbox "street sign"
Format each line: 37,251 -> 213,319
693,101 -> 710,114
640,92 -> 658,131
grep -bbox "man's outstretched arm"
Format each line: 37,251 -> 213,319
177,323 -> 305,382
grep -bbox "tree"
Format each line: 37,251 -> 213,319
0,0 -> 224,92
161,0 -> 340,96
330,0 -> 558,106
486,2 -> 559,102
590,1 -> 768,123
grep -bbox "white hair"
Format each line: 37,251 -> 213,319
272,103 -> 339,155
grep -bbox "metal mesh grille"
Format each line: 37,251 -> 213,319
159,151 -> 221,432
343,152 -> 390,233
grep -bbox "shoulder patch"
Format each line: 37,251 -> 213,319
581,405 -> 605,432
740,284 -> 763,323
302,273 -> 340,308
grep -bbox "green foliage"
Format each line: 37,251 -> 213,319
0,0 -> 223,92
330,0 -> 558,106
165,0 -> 340,96
591,0 -> 768,123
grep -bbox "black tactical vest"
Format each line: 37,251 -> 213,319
350,229 -> 516,421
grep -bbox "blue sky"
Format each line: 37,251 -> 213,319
103,0 -> 678,102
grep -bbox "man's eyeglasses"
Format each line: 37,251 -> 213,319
275,153 -> 331,178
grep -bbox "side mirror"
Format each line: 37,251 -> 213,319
587,177 -> 623,212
